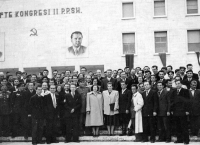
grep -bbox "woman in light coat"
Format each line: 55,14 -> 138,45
85,85 -> 103,137
102,82 -> 119,136
130,84 -> 144,141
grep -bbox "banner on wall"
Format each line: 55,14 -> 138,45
0,32 -> 5,62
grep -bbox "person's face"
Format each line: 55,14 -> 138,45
86,76 -> 91,82
130,69 -> 136,76
180,68 -> 185,75
161,69 -> 167,75
79,81 -> 85,87
121,72 -> 126,79
175,77 -> 181,81
144,67 -> 150,72
73,71 -> 78,76
43,71 -> 48,76
112,71 -> 117,78
157,83 -> 164,91
176,71 -> 180,76
63,77 -> 69,83
80,69 -> 86,75
151,76 -> 156,82
107,84 -> 112,91
190,82 -> 197,90
64,84 -> 70,91
107,71 -> 112,78
57,86 -> 62,92
14,80 -> 19,86
93,86 -> 98,92
16,74 -> 21,79
187,72 -> 193,78
139,84 -> 145,91
125,68 -> 130,73
71,33 -> 83,48
69,76 -> 72,82
131,86 -> 137,94
118,70 -> 123,76
89,72 -> 93,76
53,71 -> 58,77
175,81 -> 182,89
8,76 -> 13,82
96,70 -> 101,77
159,72 -> 164,79
187,66 -> 193,70
28,83 -> 34,90
121,82 -> 127,90
138,77 -> 143,83
65,71 -> 71,77
22,74 -> 27,79
1,79 -> 7,86
56,75 -> 61,81
167,81 -> 172,88
31,76 -> 36,82
167,67 -> 172,72
145,72 -> 151,78
1,86 -> 7,92
168,72 -> 174,79
42,78 -> 48,83
78,74 -> 84,79
42,83 -> 48,90
0,75 -> 4,80
152,67 -> 158,74
70,85 -> 76,92
36,87 -> 42,95
144,82 -> 150,90
73,77 -> 78,83
49,81 -> 54,86
93,79 -> 98,85
138,71 -> 143,77
50,86 -> 56,93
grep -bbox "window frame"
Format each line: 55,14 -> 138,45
153,0 -> 168,18
154,31 -> 169,54
185,0 -> 200,16
121,0 -> 135,20
187,29 -> 200,52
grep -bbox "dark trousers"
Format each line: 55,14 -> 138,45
190,116 -> 200,136
66,117 -> 79,142
157,116 -> 171,141
79,113 -> 86,132
12,113 -> 28,136
120,113 -> 130,130
46,116 -> 57,142
32,118 -> 44,144
0,115 -> 10,136
175,116 -> 189,143
142,116 -> 156,141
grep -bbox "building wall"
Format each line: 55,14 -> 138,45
0,0 -> 200,76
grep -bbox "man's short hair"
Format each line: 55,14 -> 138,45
43,69 -> 49,72
107,69 -> 112,72
81,67 -> 87,71
16,71 -> 22,75
78,78 -> 85,83
31,74 -> 37,78
152,65 -> 158,70
158,70 -> 164,74
120,81 -> 127,85
145,70 -> 151,74
144,81 -> 150,85
167,71 -> 174,75
175,69 -> 180,73
65,70 -> 71,73
131,84 -> 138,89
186,64 -> 193,68
71,31 -> 83,39
28,82 -> 34,86
22,72 -> 27,75
118,69 -> 123,72
161,67 -> 167,70
175,79 -> 181,83
157,81 -> 165,86
179,66 -> 186,70
167,65 -> 173,70
36,84 -> 42,90
53,70 -> 58,72
107,82 -> 112,86
124,66 -> 129,70
165,79 -> 172,84
70,83 -> 77,87
138,70 -> 144,74
186,70 -> 193,74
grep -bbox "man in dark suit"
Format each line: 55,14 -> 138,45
119,81 -> 132,136
127,69 -> 138,90
54,74 -> 63,85
156,81 -> 171,142
171,80 -> 190,145
96,69 -> 104,86
64,83 -> 82,143
101,69 -> 118,91
29,85 -> 45,145
183,64 -> 199,80
44,85 -> 59,144
117,71 -> 130,92
182,70 -> 200,89
150,75 -> 157,91
68,31 -> 87,56
188,80 -> 200,137
142,81 -> 158,143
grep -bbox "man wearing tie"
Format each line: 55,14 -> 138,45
171,80 -> 190,145
141,81 -> 158,143
44,85 -> 59,144
188,80 -> 200,138
182,70 -> 200,89
64,83 -> 82,143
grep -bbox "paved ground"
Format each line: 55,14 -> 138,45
2,142 -> 200,145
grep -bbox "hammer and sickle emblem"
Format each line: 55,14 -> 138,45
30,28 -> 38,36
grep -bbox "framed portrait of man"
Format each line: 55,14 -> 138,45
0,32 -> 5,62
66,28 -> 89,58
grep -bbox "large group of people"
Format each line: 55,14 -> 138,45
0,64 -> 200,145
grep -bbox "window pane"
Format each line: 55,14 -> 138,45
122,3 -> 134,17
188,30 -> 200,52
155,31 -> 167,53
123,33 -> 135,54
154,0 -> 165,16
187,0 -> 198,14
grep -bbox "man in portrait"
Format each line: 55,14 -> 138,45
68,31 -> 87,56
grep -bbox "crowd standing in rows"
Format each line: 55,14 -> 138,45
0,64 -> 200,145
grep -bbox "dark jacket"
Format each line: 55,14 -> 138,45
157,89 -> 170,116
24,89 -> 36,114
189,89 -> 200,116
127,76 -> 138,90
0,91 -> 11,115
181,78 -> 200,89
142,89 -> 158,117
101,77 -> 118,92
119,89 -> 132,113
11,90 -> 26,114
171,88 -> 190,116
29,94 -> 45,119
64,92 -> 82,118
44,93 -> 60,119
117,78 -> 130,92
183,73 -> 199,81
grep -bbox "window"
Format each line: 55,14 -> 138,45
0,68 -> 19,76
24,67 -> 46,75
154,31 -> 168,53
187,0 -> 198,14
51,66 -> 75,74
187,30 -> 200,52
0,32 -> 5,61
122,2 -> 134,18
154,0 -> 166,16
122,33 -> 135,54
80,65 -> 104,75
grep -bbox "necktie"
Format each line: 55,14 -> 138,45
146,91 -> 148,96
52,94 -> 56,108
177,89 -> 179,95
158,91 -> 161,96
72,92 -> 75,98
